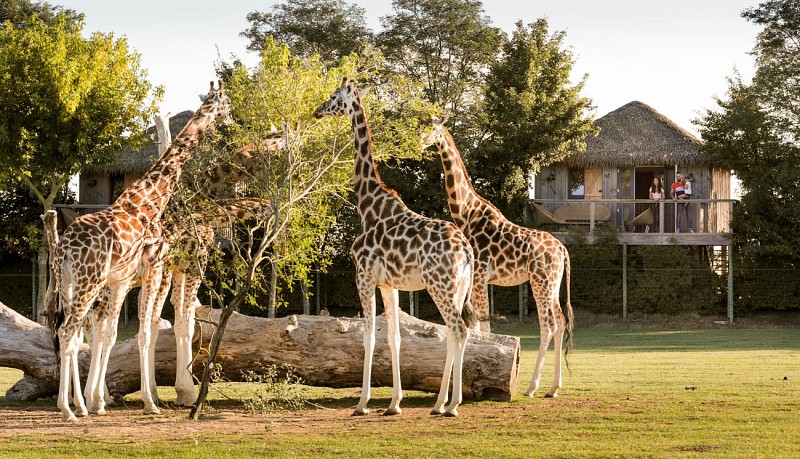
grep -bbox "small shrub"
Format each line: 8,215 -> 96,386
241,364 -> 305,414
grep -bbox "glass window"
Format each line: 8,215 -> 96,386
568,168 -> 585,199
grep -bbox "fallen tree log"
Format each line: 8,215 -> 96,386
0,302 -> 519,402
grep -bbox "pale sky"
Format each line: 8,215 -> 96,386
59,0 -> 760,137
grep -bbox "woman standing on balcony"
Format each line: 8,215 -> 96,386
649,177 -> 664,228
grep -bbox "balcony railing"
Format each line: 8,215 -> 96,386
527,198 -> 735,245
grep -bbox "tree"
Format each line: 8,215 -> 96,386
180,40 -> 433,418
472,19 -> 596,220
375,0 -> 503,220
0,0 -> 82,29
240,0 -> 373,62
0,15 -> 160,319
696,0 -> 800,310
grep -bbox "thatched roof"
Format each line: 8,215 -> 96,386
565,101 -> 709,168
82,110 -> 194,175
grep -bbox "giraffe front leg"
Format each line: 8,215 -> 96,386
171,271 -> 199,407
380,287 -> 403,416
354,280 -> 377,416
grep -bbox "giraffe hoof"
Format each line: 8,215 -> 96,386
383,407 -> 402,416
75,407 -> 88,417
544,392 -> 558,398
523,390 -> 535,398
144,406 -> 161,415
62,413 -> 79,423
352,407 -> 369,416
429,407 -> 445,416
443,409 -> 459,418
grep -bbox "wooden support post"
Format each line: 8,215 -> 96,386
622,243 -> 628,321
727,243 -> 734,323
658,201 -> 665,234
518,284 -> 524,320
408,291 -> 415,317
589,201 -> 596,234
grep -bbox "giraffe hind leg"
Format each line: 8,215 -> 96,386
524,290 -> 554,398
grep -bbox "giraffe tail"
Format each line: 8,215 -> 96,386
562,244 -> 574,371
40,211 -> 63,356
459,250 -> 479,331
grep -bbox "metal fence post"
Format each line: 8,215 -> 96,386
622,243 -> 628,321
728,244 -> 734,323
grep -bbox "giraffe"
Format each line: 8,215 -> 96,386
84,128 -> 286,409
44,81 -> 231,421
420,118 -> 574,398
313,78 -> 477,417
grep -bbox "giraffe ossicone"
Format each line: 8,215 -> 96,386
421,117 -> 574,398
313,77 -> 477,417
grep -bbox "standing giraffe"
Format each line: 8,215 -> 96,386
313,78 -> 477,417
45,81 -> 230,421
421,119 -> 574,398
82,129 -> 285,409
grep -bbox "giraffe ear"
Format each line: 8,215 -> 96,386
358,88 -> 369,99
270,123 -> 277,133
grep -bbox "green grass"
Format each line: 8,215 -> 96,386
1,324 -> 799,458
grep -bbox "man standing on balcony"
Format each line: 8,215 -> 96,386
671,172 -> 694,232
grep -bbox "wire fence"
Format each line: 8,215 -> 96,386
4,267 -> 799,325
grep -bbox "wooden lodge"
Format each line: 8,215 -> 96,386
528,101 -> 734,246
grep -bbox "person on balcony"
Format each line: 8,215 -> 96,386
649,177 -> 664,228
671,172 -> 694,232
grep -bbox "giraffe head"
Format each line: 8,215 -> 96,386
313,77 -> 362,119
200,80 -> 233,125
419,116 -> 448,149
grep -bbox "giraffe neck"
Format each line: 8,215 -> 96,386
347,95 -> 404,223
435,131 -> 482,225
112,100 -> 218,221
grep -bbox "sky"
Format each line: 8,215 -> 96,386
59,0 -> 761,137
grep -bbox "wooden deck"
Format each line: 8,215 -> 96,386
528,198 -> 735,246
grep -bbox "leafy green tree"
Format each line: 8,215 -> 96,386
696,0 -> 800,310
473,19 -> 596,220
183,40 -> 432,418
376,0 -> 503,220
0,14 -> 160,318
240,0 -> 373,62
0,0 -> 82,29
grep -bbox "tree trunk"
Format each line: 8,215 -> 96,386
36,245 -> 48,325
0,301 -> 519,403
301,281 -> 310,315
267,262 -> 277,319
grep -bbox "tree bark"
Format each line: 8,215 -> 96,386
1,302 -> 519,403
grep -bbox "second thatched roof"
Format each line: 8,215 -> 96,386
82,110 -> 195,175
565,101 -> 709,168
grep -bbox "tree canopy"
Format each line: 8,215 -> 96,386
472,19 -> 596,219
0,15 -> 160,211
240,0 -> 373,62
696,0 -> 800,309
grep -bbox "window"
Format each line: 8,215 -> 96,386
568,168 -> 585,199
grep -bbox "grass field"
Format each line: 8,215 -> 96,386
1,322 -> 798,458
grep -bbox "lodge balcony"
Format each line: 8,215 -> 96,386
526,198 -> 735,246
